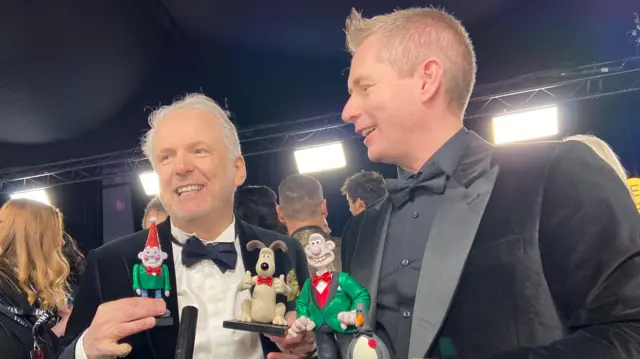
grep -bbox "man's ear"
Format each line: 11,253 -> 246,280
233,155 -> 247,187
321,199 -> 328,218
355,198 -> 366,212
276,205 -> 286,224
417,57 -> 444,103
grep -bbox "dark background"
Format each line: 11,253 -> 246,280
1,0 -> 638,252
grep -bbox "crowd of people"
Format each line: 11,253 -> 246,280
0,5 -> 639,359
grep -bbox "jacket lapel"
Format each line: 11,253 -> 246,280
349,197 -> 392,330
147,219 -> 178,359
408,134 -> 500,358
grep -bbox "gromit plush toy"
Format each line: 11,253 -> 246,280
237,240 -> 292,326
288,233 -> 371,359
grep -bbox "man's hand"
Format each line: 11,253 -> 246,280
266,311 -> 315,359
273,275 -> 292,295
238,271 -> 254,291
83,297 -> 166,359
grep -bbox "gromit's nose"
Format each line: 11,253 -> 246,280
260,263 -> 269,271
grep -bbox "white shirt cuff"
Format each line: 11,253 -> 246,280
74,331 -> 89,359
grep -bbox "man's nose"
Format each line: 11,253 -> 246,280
174,153 -> 195,175
341,96 -> 360,124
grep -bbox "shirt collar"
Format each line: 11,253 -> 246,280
170,218 -> 236,244
398,128 -> 470,181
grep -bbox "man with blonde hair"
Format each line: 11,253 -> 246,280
340,7 -> 640,359
59,94 -> 313,359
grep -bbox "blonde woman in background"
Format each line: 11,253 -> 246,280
564,134 -> 634,199
0,199 -> 71,358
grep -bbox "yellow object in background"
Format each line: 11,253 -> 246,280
628,178 -> 640,213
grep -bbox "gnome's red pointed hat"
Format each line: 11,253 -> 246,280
145,219 -> 161,249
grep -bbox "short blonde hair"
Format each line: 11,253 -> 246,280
564,134 -> 633,197
345,7 -> 477,112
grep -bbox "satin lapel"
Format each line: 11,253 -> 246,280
148,219 -> 178,358
348,197 -> 392,330
408,164 -> 500,358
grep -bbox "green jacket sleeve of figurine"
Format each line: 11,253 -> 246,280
162,264 -> 171,291
296,279 -> 311,319
132,263 -> 141,290
342,273 -> 371,312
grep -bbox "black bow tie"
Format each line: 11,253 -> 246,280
178,236 -> 237,273
386,173 -> 447,207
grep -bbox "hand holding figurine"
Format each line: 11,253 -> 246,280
337,311 -> 357,330
288,316 -> 315,338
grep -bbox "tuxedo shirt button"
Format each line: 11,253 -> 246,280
403,311 -> 411,318
401,259 -> 410,266
412,212 -> 419,219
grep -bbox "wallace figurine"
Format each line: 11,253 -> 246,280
288,233 -> 371,359
132,218 -> 173,325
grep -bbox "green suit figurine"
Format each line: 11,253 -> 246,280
132,219 -> 171,299
288,233 -> 371,359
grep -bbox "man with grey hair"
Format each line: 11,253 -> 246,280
142,197 -> 168,229
60,93 -> 313,359
340,7 -> 640,359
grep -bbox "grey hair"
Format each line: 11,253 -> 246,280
141,93 -> 242,165
345,7 -> 477,113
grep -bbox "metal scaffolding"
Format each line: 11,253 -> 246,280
1,56 -> 639,194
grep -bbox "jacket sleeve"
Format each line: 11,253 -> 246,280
341,273 -> 371,312
163,265 -> 171,291
132,264 -> 140,290
491,140 -> 640,359
59,249 -> 104,351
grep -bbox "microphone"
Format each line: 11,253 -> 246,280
174,306 -> 198,359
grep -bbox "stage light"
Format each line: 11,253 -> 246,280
139,172 -> 159,196
294,142 -> 347,174
492,106 -> 558,145
10,189 -> 51,206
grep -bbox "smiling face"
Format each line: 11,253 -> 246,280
343,35 -> 428,166
305,234 -> 336,270
151,108 -> 246,224
138,246 -> 167,268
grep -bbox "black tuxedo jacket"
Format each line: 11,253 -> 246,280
59,219 -> 309,359
342,133 -> 640,359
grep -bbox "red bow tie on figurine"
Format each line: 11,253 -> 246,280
312,272 -> 332,287
257,276 -> 273,286
146,266 -> 162,276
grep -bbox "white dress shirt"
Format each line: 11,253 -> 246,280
75,219 -> 264,359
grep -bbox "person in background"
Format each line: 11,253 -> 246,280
0,199 -> 71,358
564,134 -> 634,199
277,174 -> 341,273
141,197 -> 168,230
61,233 -> 85,305
234,185 -> 288,235
340,6 -> 640,359
340,170 -> 387,216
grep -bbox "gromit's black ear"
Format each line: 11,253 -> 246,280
246,240 -> 266,251
269,240 -> 288,252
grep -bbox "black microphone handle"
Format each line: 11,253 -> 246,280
174,306 -> 199,359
